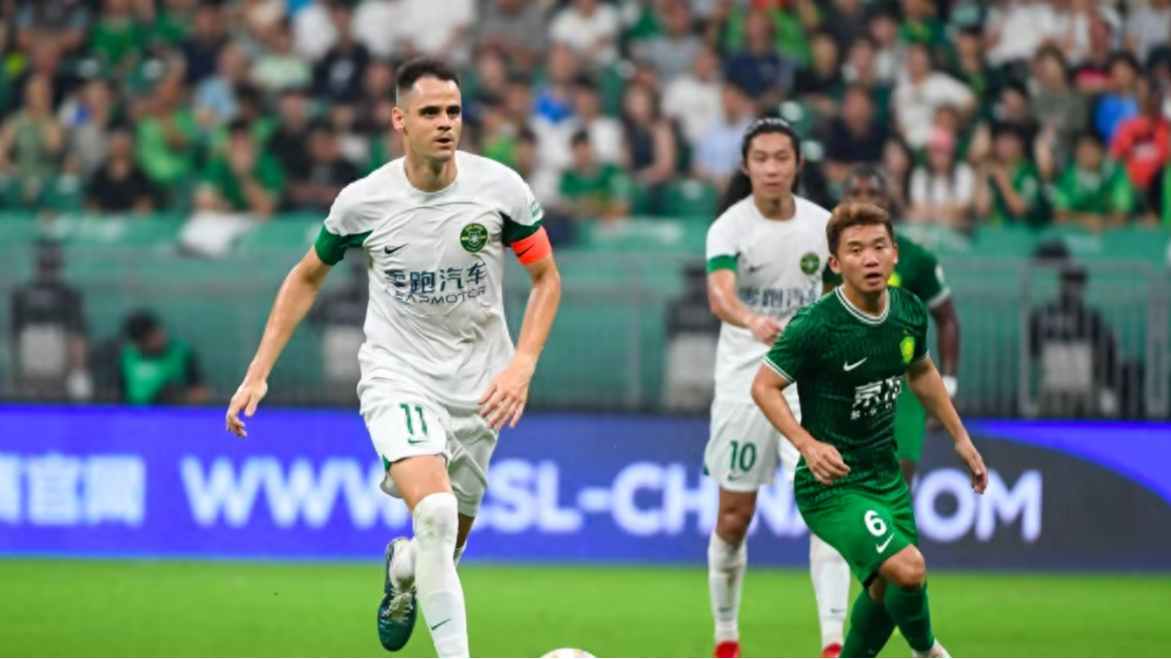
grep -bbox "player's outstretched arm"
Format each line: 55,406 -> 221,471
480,253 -> 561,431
751,365 -> 849,485
906,356 -> 988,493
226,247 -> 333,437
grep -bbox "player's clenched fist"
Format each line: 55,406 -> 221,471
226,379 -> 268,438
479,359 -> 534,431
800,439 -> 851,485
955,437 -> 988,494
746,313 -> 783,345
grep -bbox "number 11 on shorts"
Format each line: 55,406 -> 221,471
399,403 -> 429,436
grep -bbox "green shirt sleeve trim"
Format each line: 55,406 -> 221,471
707,255 -> 737,274
925,287 -> 952,309
501,213 -> 544,246
314,227 -> 370,265
762,356 -> 795,383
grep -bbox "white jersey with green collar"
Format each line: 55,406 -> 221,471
314,151 -> 544,411
705,195 -> 831,403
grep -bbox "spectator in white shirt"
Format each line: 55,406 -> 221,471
549,0 -> 621,67
908,128 -> 976,228
985,0 -> 1057,68
663,46 -> 724,148
351,0 -> 401,60
543,76 -> 627,175
1126,0 -> 1171,64
396,0 -> 476,64
893,42 -> 976,148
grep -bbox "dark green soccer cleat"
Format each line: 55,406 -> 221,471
377,538 -> 417,652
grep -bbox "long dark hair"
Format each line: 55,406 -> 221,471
716,117 -> 804,215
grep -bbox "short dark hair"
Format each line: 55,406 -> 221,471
395,56 -> 460,103
570,129 -> 591,147
227,117 -> 251,136
826,201 -> 894,255
125,310 -> 161,343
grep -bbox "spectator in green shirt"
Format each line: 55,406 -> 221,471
975,124 -> 1048,227
135,74 -> 200,189
558,129 -> 631,225
200,118 -> 283,216
90,0 -> 142,74
1052,132 -> 1135,230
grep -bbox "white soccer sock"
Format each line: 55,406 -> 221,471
810,533 -> 850,649
389,540 -> 468,588
413,493 -> 469,658
708,531 -> 747,645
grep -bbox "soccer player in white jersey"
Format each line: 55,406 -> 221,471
224,57 -> 561,659
703,118 -> 851,659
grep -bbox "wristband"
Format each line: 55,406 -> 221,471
942,375 -> 958,398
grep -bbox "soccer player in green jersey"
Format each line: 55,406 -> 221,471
841,166 -> 961,486
751,202 -> 988,658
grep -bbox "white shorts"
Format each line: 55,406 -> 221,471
705,396 -> 802,492
359,381 -> 498,518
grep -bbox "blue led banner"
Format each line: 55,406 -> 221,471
1,407 -> 1168,569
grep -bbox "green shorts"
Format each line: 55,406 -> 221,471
799,483 -> 919,586
894,382 -> 926,463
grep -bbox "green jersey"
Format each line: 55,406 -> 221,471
990,161 -> 1047,227
825,234 -> 950,310
1051,161 -> 1134,216
764,286 -> 930,507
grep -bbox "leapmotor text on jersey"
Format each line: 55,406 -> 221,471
396,286 -> 488,305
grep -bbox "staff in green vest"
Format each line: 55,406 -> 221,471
831,166 -> 962,485
117,310 -> 208,406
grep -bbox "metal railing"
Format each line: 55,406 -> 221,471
0,248 -> 1166,418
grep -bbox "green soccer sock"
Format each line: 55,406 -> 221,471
841,589 -> 896,658
884,582 -> 935,654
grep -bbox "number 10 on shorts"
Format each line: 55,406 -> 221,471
399,403 -> 429,437
729,440 -> 757,473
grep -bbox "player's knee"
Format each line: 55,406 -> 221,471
886,546 -> 926,590
414,492 -> 459,548
716,507 -> 752,544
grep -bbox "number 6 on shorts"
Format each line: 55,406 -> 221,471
864,509 -> 887,536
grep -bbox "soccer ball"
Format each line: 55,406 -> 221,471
541,649 -> 596,658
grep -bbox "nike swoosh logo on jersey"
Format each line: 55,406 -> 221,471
844,358 -> 868,371
876,535 -> 894,553
384,244 -> 407,256
746,264 -> 765,273
407,438 -> 426,445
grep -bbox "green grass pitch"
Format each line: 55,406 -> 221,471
1,560 -> 1166,657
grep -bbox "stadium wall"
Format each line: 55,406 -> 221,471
1,406 -> 1168,571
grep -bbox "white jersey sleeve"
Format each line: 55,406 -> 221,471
499,168 -> 546,246
706,209 -> 741,273
315,178 -> 379,265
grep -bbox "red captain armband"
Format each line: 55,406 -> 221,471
511,226 -> 553,265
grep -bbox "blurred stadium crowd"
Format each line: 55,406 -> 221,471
2,0 -> 1170,413
1,0 -> 1169,232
